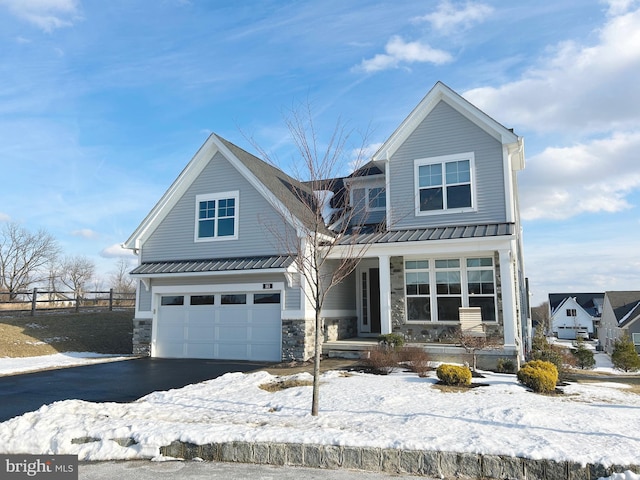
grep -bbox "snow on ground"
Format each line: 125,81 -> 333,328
0,352 -> 135,376
0,359 -> 639,477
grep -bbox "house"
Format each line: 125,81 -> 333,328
598,291 -> 640,354
123,82 -> 530,367
548,293 -> 604,340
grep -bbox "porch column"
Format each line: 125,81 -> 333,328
378,254 -> 392,334
499,248 -> 518,349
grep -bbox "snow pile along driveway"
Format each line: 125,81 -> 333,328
0,369 -> 639,468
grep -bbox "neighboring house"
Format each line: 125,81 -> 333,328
124,82 -> 530,367
598,291 -> 640,354
548,293 -> 603,340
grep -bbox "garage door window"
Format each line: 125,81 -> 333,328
191,295 -> 215,305
221,294 -> 247,305
161,296 -> 184,306
254,293 -> 281,304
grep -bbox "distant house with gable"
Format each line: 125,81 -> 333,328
598,291 -> 640,354
548,293 -> 603,340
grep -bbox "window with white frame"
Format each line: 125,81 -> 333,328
404,256 -> 497,323
195,192 -> 238,241
405,260 -> 430,321
467,258 -> 496,321
415,153 -> 474,214
368,187 -> 386,210
435,259 -> 462,321
633,333 -> 640,352
352,186 -> 386,211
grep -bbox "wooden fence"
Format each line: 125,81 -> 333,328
0,288 -> 136,315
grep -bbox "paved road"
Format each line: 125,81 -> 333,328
79,460 -> 433,480
0,358 -> 268,422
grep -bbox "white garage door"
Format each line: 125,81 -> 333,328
155,292 -> 282,361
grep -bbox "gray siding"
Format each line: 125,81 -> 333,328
137,273 -> 300,312
322,268 -> 357,311
142,151 -> 297,262
390,100 -> 506,228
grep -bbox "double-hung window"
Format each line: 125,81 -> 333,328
405,261 -> 430,321
195,191 -> 238,241
467,258 -> 496,321
415,153 -> 474,214
368,187 -> 386,210
405,256 -> 497,323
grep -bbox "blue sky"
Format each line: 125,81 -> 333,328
1,0 -> 639,305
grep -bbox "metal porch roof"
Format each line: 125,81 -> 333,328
130,255 -> 295,276
337,223 -> 514,245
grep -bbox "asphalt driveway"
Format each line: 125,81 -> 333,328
0,358 -> 269,422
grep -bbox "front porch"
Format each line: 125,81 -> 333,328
321,337 -> 518,370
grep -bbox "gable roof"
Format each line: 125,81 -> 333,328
124,133 -> 329,250
605,291 -> 640,326
372,81 -> 524,169
549,293 -> 604,317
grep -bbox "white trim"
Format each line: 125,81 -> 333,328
131,267 -> 290,279
152,282 -> 285,296
373,82 -> 520,163
327,234 -> 514,259
378,255 -> 392,335
194,191 -> 239,242
414,152 -> 476,216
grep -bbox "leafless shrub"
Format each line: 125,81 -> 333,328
362,346 -> 398,375
398,346 -> 432,377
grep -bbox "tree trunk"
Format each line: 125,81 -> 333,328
311,307 -> 322,416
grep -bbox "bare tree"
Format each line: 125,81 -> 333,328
457,328 -> 502,372
252,103 -> 377,416
0,222 -> 59,299
531,301 -> 550,333
59,255 -> 96,312
109,258 -> 136,293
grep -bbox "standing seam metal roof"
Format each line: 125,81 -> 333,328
130,255 -> 295,276
337,223 -> 514,245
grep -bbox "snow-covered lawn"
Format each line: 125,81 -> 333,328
0,353 -> 639,480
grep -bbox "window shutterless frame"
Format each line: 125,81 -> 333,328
414,152 -> 476,216
194,191 -> 239,242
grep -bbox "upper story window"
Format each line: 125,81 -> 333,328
566,308 -> 577,317
368,187 -> 386,210
414,153 -> 475,215
352,186 -> 386,211
195,191 -> 239,242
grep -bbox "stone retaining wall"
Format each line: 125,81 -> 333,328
159,440 -> 639,480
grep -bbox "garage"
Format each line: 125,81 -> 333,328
154,291 -> 282,361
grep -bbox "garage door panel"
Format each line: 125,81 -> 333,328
156,292 -> 281,361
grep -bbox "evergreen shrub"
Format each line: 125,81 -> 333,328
517,360 -> 558,393
436,364 -> 472,386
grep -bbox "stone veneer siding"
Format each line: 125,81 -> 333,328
132,318 -> 152,356
389,253 -> 505,343
324,317 -> 357,342
158,440 -> 639,480
281,319 -> 315,361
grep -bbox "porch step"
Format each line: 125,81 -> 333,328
322,338 -> 378,359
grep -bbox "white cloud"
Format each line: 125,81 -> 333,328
414,1 -> 493,33
463,6 -> 640,134
71,228 -> 99,239
100,243 -> 135,259
357,36 -> 453,73
605,0 -> 640,16
0,0 -> 82,32
520,131 -> 640,220
0,212 -> 10,222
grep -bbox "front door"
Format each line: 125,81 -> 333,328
359,267 -> 381,335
